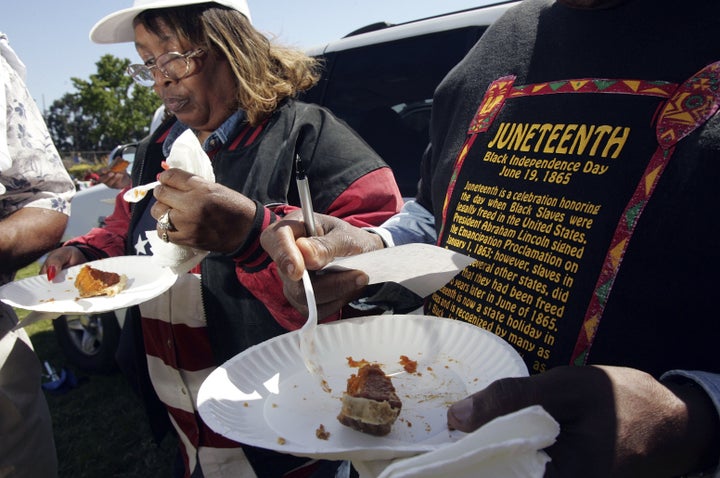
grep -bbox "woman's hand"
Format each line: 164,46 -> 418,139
40,246 -> 88,281
150,168 -> 257,253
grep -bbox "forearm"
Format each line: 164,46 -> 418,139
0,207 -> 68,273
236,171 -> 400,328
226,202 -> 316,328
320,168 -> 403,228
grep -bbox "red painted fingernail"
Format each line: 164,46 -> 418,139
47,265 -> 56,281
161,161 -> 169,170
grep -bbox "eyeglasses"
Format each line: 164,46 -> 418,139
127,49 -> 204,87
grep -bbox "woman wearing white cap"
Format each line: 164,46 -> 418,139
43,1 -> 403,476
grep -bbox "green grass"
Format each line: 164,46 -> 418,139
15,262 -> 176,477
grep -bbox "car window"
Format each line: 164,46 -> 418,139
303,26 -> 488,196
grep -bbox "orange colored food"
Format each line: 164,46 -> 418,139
109,157 -> 130,173
74,265 -> 127,298
346,356 -> 370,368
399,355 -> 417,374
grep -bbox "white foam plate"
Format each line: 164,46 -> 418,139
0,256 -> 178,314
197,314 -> 528,461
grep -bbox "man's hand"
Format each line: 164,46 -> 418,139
447,365 -> 720,477
260,210 -> 384,318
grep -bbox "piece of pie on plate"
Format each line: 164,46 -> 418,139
337,363 -> 402,436
74,264 -> 127,298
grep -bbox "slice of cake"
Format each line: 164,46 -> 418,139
74,264 -> 127,298
337,363 -> 402,436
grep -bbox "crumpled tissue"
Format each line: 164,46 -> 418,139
148,129 -> 215,274
353,405 -> 559,478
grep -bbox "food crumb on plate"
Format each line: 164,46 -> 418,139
346,356 -> 370,368
315,424 -> 330,440
399,355 -> 417,374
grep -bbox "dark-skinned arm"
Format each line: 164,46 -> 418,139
0,207 -> 67,274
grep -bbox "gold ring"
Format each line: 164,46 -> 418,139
161,231 -> 169,243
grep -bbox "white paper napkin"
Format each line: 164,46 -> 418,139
353,405 -> 559,478
147,230 -> 208,274
149,129 -> 214,273
323,243 -> 476,298
165,129 -> 215,181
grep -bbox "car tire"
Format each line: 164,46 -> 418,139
53,312 -> 121,373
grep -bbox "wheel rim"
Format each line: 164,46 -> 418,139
65,315 -> 104,356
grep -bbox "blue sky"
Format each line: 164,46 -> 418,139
3,0 -> 497,110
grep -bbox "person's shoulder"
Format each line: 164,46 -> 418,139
282,99 -> 337,123
490,0 -> 550,28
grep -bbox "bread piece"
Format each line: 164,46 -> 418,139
337,364 -> 401,436
74,265 -> 127,298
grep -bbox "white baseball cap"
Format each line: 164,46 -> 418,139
90,0 -> 252,44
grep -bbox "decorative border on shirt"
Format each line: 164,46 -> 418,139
440,67 -> 720,366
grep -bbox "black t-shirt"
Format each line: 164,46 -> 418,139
420,0 -> 720,376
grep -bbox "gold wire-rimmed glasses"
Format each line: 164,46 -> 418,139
127,48 -> 204,87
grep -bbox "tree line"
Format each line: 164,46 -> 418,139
45,54 -> 162,155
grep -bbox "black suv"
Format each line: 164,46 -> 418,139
302,1 -> 519,196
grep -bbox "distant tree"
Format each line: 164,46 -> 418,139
45,92 -> 94,152
46,54 -> 161,154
